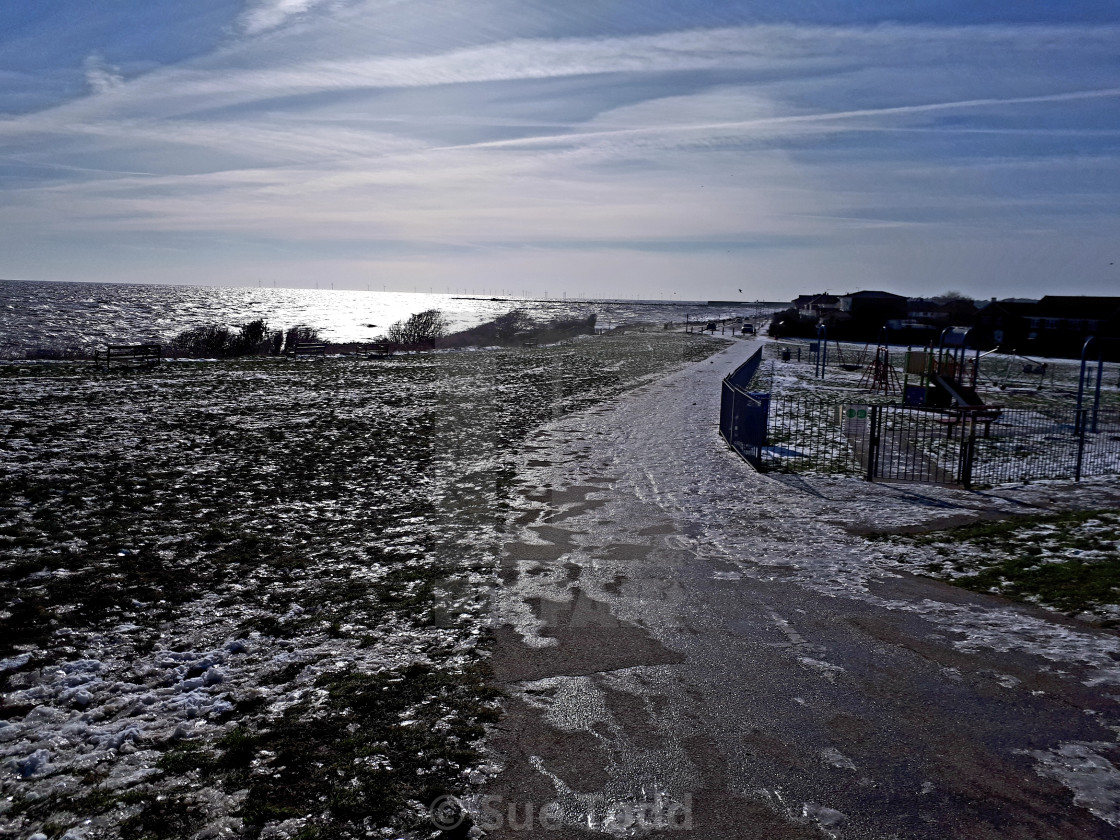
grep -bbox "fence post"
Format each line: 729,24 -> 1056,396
1093,356 -> 1104,434
960,413 -> 976,490
865,405 -> 880,481
1075,408 -> 1087,481
754,392 -> 764,467
732,387 -> 740,455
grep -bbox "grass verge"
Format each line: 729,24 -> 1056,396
871,510 -> 1120,621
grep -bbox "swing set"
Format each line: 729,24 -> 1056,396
833,340 -> 868,372
980,352 -> 1050,391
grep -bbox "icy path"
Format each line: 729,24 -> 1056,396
482,340 -> 1120,839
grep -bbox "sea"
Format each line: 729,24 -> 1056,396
0,278 -> 771,355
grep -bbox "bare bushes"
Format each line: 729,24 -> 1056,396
385,309 -> 449,348
279,325 -> 322,354
168,319 -> 276,358
432,311 -> 600,349
432,309 -> 597,350
168,320 -> 323,358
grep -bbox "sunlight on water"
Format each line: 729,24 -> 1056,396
1,279 -> 761,352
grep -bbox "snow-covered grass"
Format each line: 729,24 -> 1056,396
755,340 -> 1120,411
977,353 -> 1120,411
0,332 -> 727,840
761,397 -> 863,476
872,511 -> 1120,622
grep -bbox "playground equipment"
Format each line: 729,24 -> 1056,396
858,330 -> 901,394
981,352 -> 1050,391
808,329 -> 868,376
814,325 -> 828,378
835,340 -> 867,372
901,327 -> 1003,421
858,346 -> 901,393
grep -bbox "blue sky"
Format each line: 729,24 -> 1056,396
2,1 -> 1119,299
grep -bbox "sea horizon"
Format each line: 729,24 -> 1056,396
1,276 -> 773,355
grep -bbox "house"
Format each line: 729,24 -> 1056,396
973,299 -> 1038,350
792,293 -> 840,317
838,290 -> 908,324
905,297 -> 977,326
906,299 -> 951,325
1031,296 -> 1120,357
974,296 -> 1120,358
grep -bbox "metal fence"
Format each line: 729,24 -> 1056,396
968,404 -> 1120,486
720,349 -> 768,468
721,354 -> 1120,487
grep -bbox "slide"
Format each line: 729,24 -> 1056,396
930,373 -> 986,408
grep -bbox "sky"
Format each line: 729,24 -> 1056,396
1,1 -> 1119,301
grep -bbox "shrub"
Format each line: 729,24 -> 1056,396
281,325 -> 321,355
168,319 -> 277,358
385,310 -> 448,348
437,310 -> 596,349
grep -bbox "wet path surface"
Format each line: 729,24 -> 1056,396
482,341 -> 1120,839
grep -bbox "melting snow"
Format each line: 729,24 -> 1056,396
1025,742 -> 1120,827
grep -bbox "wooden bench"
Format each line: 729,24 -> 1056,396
367,343 -> 395,359
103,344 -> 161,371
286,342 -> 327,357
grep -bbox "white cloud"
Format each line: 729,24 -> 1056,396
239,0 -> 333,35
83,54 -> 124,95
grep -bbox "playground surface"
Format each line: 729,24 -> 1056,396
483,338 -> 1120,838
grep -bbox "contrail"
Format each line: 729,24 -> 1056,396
436,87 -> 1120,152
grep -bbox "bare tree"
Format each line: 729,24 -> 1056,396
386,309 -> 449,347
934,290 -> 972,303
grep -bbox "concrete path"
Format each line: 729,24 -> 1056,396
481,340 -> 1120,839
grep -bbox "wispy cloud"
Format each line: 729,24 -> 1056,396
82,54 -> 124,95
438,86 -> 1120,155
239,0 -> 335,35
5,22 -> 1115,128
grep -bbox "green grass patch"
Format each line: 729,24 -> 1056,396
877,510 -> 1120,618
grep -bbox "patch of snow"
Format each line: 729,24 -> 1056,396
711,571 -> 742,580
0,653 -> 31,672
820,747 -> 857,771
9,748 -> 53,778
1024,742 -> 1120,827
797,656 -> 845,683
801,801 -> 848,828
